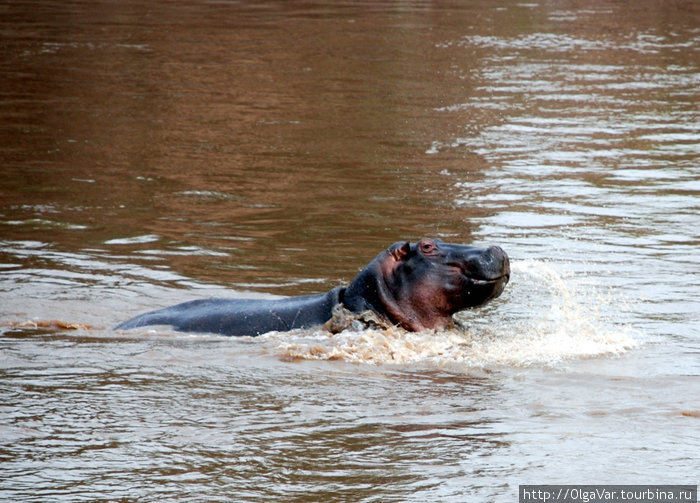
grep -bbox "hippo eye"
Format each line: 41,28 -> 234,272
419,240 -> 437,254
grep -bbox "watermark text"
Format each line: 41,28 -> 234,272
519,485 -> 697,503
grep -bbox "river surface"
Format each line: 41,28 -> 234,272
1,1 -> 698,501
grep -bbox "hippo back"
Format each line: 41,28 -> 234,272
115,287 -> 345,336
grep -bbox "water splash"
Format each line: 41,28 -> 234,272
271,261 -> 639,368
460,260 -> 640,367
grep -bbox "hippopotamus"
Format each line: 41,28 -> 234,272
115,238 -> 510,336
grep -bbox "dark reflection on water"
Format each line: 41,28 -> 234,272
1,0 -> 699,501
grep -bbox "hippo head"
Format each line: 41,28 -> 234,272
343,238 -> 510,331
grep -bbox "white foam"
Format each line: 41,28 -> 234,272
272,260 -> 639,369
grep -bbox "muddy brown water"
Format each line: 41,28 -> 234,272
1,1 -> 698,501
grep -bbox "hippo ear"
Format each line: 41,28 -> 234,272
389,241 -> 411,262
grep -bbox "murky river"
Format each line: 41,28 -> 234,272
1,0 -> 698,501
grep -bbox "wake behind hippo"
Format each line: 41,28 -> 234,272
115,238 -> 510,336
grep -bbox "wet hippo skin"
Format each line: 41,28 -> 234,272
115,238 -> 510,336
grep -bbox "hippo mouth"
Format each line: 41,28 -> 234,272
449,264 -> 510,308
468,273 -> 510,286
459,272 -> 510,308
448,263 -> 510,287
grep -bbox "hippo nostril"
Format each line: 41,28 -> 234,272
487,245 -> 507,259
488,245 -> 509,269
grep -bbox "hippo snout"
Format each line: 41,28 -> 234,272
487,245 -> 510,280
465,245 -> 510,282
